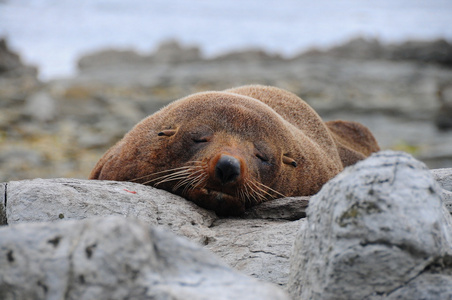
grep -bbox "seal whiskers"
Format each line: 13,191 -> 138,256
174,168 -> 206,192
130,166 -> 194,183
144,169 -> 192,186
138,161 -> 205,186
182,174 -> 208,196
251,180 -> 286,199
244,181 -> 264,205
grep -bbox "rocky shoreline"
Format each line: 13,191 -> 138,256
1,37 -> 452,182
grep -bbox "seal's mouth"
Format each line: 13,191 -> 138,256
201,188 -> 236,201
184,186 -> 246,216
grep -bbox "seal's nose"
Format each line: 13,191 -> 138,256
215,155 -> 241,184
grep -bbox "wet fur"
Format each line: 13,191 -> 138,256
90,85 -> 379,215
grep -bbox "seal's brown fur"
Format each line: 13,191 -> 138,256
90,85 -> 379,215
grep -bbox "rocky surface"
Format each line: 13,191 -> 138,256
1,178 -> 307,286
0,216 -> 289,300
1,153 -> 452,290
288,151 -> 452,300
1,37 -> 452,182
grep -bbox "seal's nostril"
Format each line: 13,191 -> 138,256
215,155 -> 241,184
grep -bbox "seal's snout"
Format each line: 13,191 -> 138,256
215,155 -> 241,185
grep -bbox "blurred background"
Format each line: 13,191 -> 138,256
1,0 -> 452,182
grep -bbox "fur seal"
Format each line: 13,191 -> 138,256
90,85 -> 379,216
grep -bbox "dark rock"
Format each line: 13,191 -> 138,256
0,38 -> 38,77
0,38 -> 22,73
77,40 -> 202,72
320,37 -> 385,60
300,37 -> 452,67
213,48 -> 283,62
77,49 -> 148,72
152,39 -> 201,64
243,196 -> 309,220
388,39 -> 452,67
435,83 -> 452,130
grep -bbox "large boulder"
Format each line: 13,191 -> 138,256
0,216 -> 289,300
1,178 -> 307,286
288,151 -> 452,299
3,178 -> 217,243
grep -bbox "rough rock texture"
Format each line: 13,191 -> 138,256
432,168 -> 452,212
4,178 -> 217,244
432,168 -> 452,192
205,218 -> 303,286
288,151 -> 452,300
0,216 -> 289,300
2,154 -> 452,291
1,178 -> 307,286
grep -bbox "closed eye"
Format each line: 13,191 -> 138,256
158,129 -> 176,137
283,155 -> 297,167
193,138 -> 209,143
255,153 -> 269,162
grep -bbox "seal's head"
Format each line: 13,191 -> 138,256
90,89 -> 345,216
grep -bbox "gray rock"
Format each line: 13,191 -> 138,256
311,37 -> 385,60
432,168 -> 452,191
288,151 -> 452,300
243,196 -> 309,220
0,216 -> 289,300
0,38 -> 38,77
77,49 -> 148,71
5,178 -> 217,244
388,39 -> 452,66
3,162 -> 451,290
205,218 -> 303,287
431,168 -> 452,211
435,83 -> 452,130
2,178 -> 305,286
213,48 -> 282,62
301,37 -> 452,67
152,39 -> 201,64
0,38 -> 22,72
77,40 -> 201,73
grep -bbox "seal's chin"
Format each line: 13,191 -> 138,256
198,188 -> 239,205
206,188 -> 234,200
186,187 -> 246,216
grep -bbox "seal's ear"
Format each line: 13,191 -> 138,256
282,155 -> 297,167
158,129 -> 177,137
